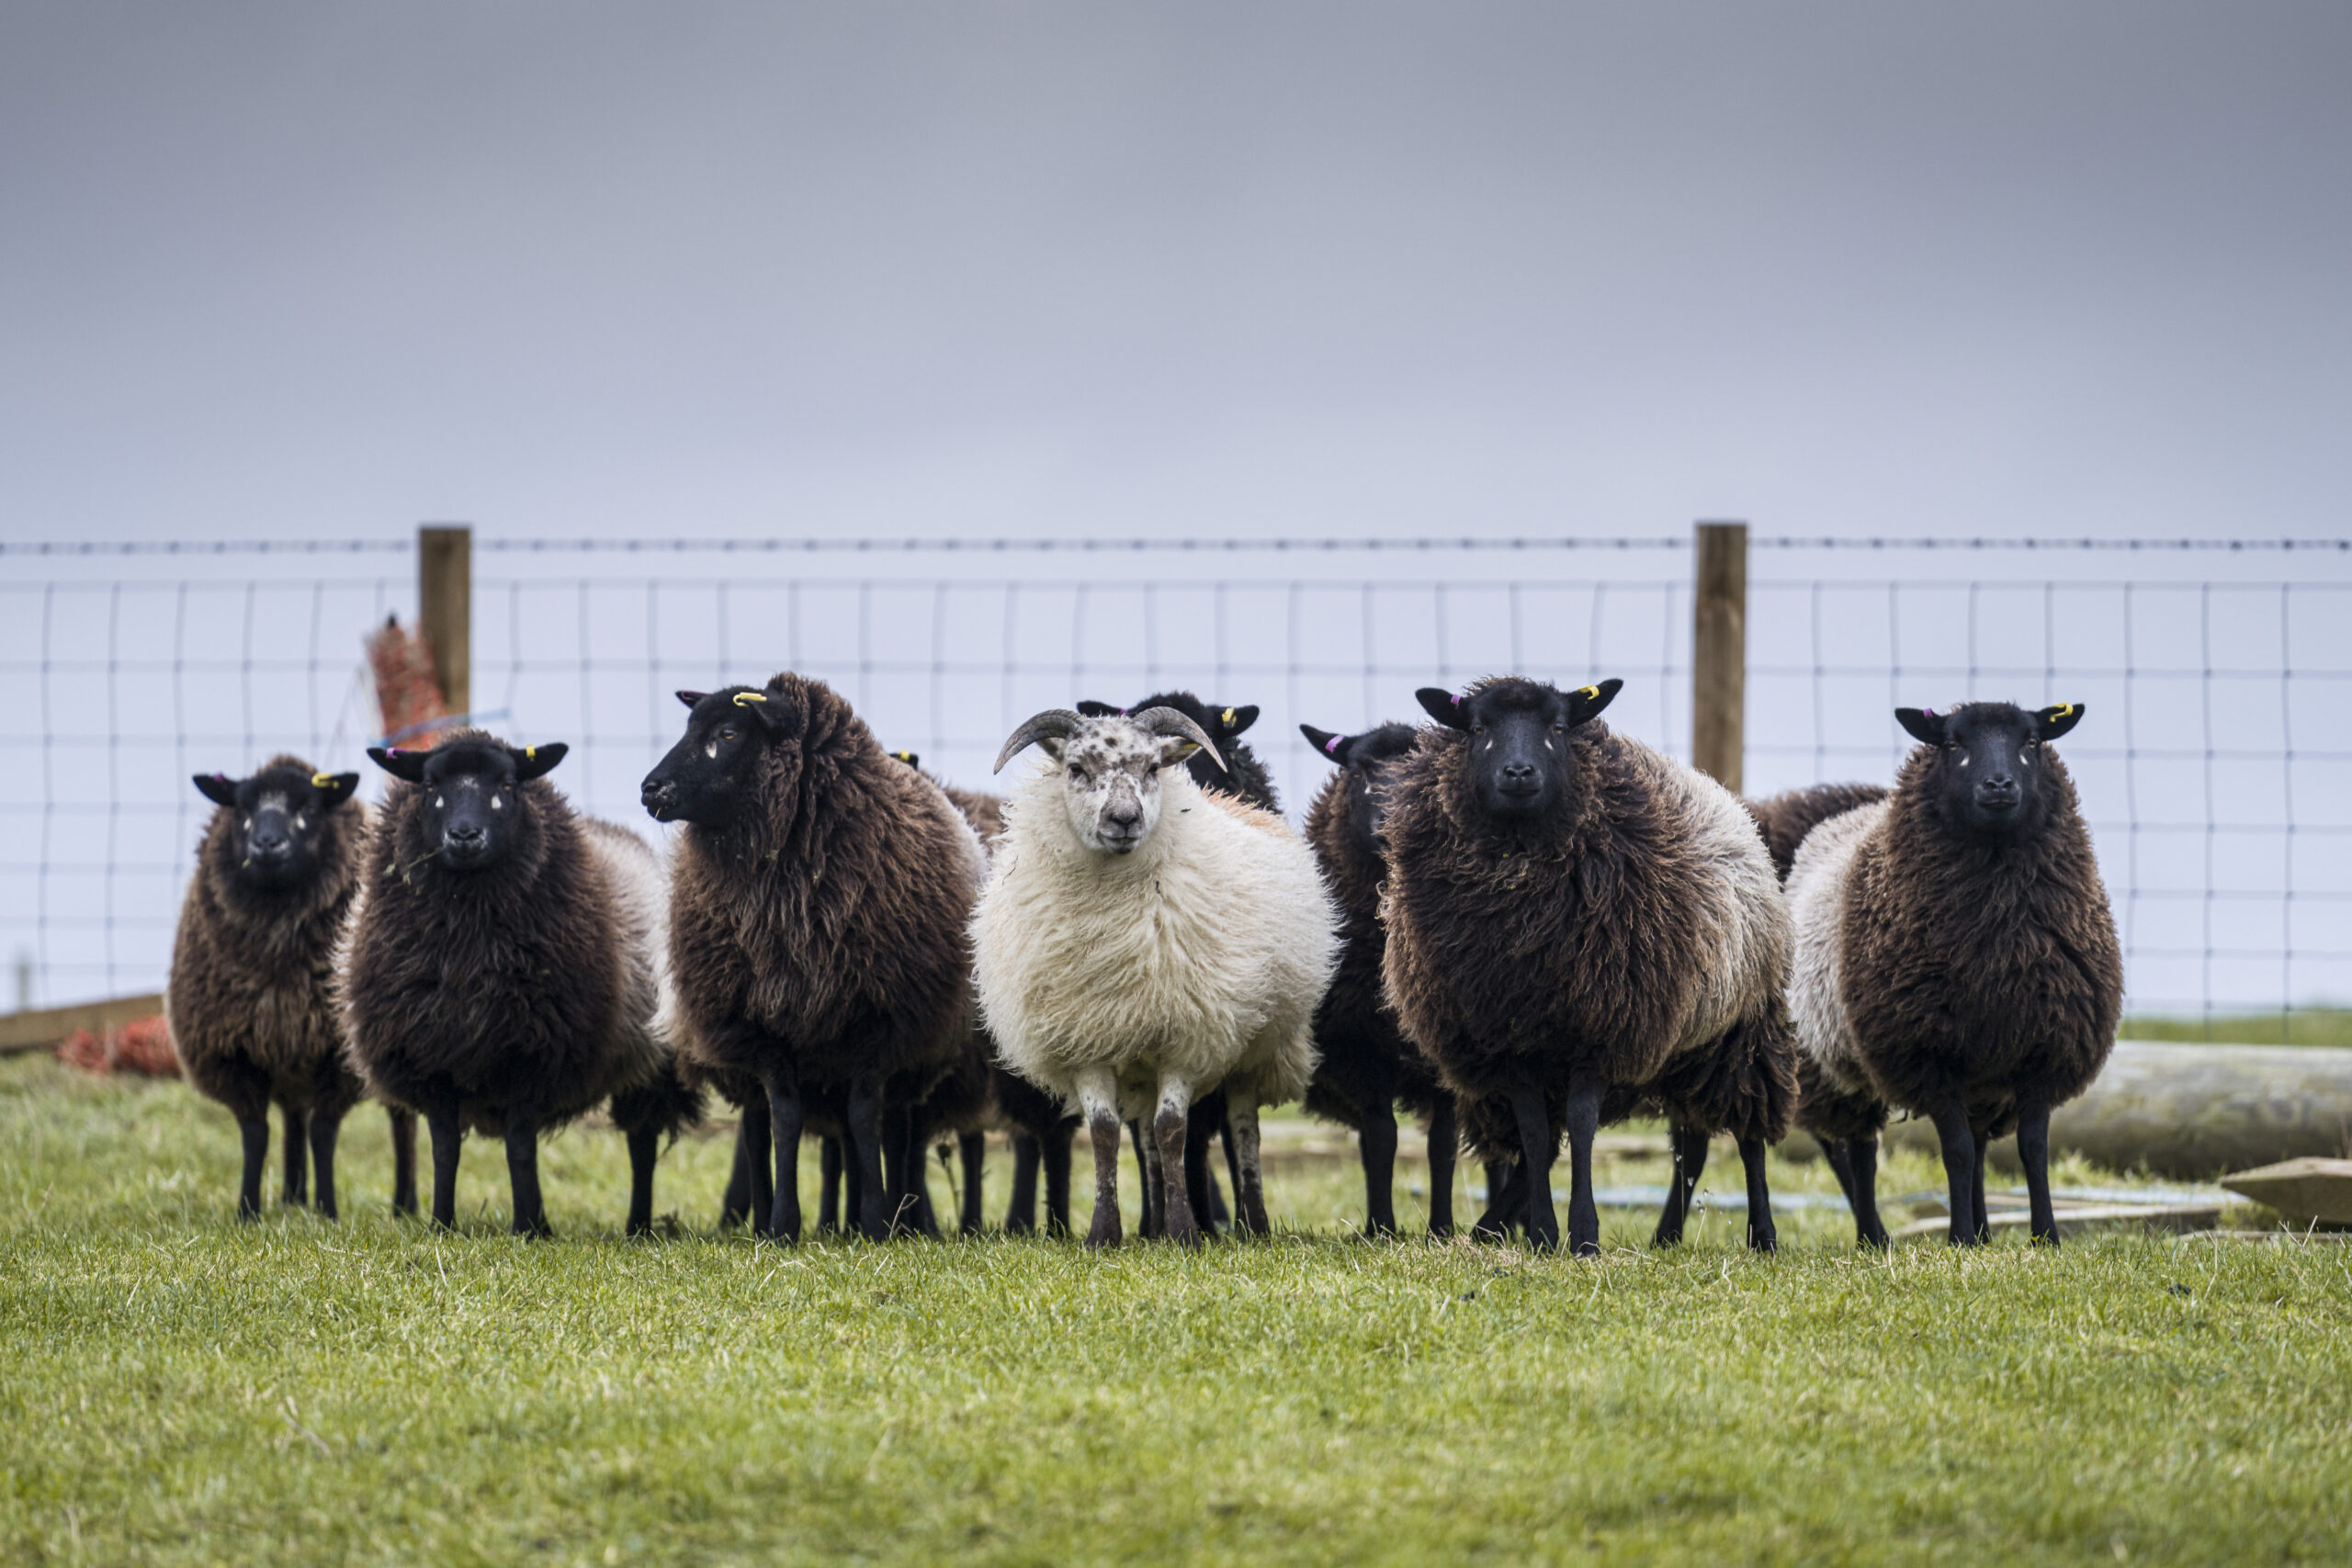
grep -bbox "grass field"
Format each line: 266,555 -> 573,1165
2122,1009 -> 2352,1047
6,1054 -> 2351,1566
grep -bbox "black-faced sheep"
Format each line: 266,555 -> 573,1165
1785,702 -> 2121,1246
975,707 -> 1339,1246
1379,677 -> 1797,1257
641,679 -> 983,1242
167,759 -> 414,1220
1295,720 -> 1462,1237
341,731 -> 697,1235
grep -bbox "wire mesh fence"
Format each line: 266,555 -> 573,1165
5,535 -> 2347,1033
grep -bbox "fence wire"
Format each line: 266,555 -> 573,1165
4,536 -> 2346,1035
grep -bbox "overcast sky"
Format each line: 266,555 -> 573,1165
2,3 -> 2347,547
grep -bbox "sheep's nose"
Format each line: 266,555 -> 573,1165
1500,761 -> 1537,786
1105,801 -> 1142,826
249,829 -> 289,857
448,823 -> 487,845
639,778 -> 670,806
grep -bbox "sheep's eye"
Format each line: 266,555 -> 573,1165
719,726 -> 738,741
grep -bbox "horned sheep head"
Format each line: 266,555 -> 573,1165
994,706 -> 1224,856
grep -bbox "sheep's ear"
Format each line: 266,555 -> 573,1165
676,690 -> 709,709
193,773 -> 241,807
510,743 -> 569,781
1894,707 -> 1948,746
368,747 -> 428,783
2036,702 -> 2085,741
1415,688 -> 1465,729
731,686 -> 797,736
1217,704 -> 1260,737
311,772 -> 361,810
1566,679 -> 1623,727
1300,724 -> 1351,765
1074,700 -> 1120,718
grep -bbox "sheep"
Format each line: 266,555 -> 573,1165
974,706 -> 1340,1246
641,678 -> 984,1242
1745,782 -> 1894,1247
1379,676 -> 1797,1256
1784,702 -> 2121,1247
166,758 -> 415,1220
1295,720 -> 1463,1237
341,730 -> 697,1235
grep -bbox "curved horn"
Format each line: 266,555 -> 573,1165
994,709 -> 1086,773
1131,705 -> 1226,773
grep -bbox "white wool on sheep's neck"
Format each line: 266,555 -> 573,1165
1785,798 -> 1889,1096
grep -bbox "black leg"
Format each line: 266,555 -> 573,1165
1820,1137 -> 1860,1208
763,1068 -> 805,1243
2017,1098 -> 2059,1246
1086,1107 -> 1124,1249
426,1106 -> 462,1230
1425,1099 -> 1458,1238
1129,1120 -> 1163,1238
959,1132 -> 987,1236
1219,1110 -> 1244,1222
816,1135 -> 842,1234
1006,1134 -> 1041,1235
1044,1124 -> 1073,1238
309,1110 -> 343,1221
626,1126 -> 659,1236
1153,1099 -> 1199,1246
280,1102 -> 309,1205
1653,1124 -> 1709,1248
236,1115 -> 268,1220
1849,1134 -> 1890,1249
843,1138 -> 865,1235
1511,1085 -> 1561,1253
504,1112 -> 549,1237
1738,1136 -> 1777,1253
389,1108 -> 419,1217
1970,1132 -> 1991,1246
1183,1111 -> 1219,1238
1473,1160 -> 1520,1242
1560,1076 -> 1601,1258
1360,1104 -> 1400,1238
741,1098 -> 775,1235
720,1122 -> 753,1230
880,1106 -> 926,1238
847,1073 -> 890,1241
1928,1099 -> 1980,1247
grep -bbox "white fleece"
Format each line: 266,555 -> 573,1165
1784,798 -> 1888,1097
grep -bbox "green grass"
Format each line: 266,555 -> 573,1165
5,1055 -> 2350,1566
2122,1009 -> 2352,1047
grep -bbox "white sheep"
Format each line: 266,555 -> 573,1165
972,707 -> 1340,1246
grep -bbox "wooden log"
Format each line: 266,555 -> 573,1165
2218,1157 -> 2352,1227
1691,521 -> 1747,793
0,993 -> 165,1055
418,524 -> 471,714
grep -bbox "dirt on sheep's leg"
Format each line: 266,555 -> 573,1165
763,1068 -> 806,1244
389,1108 -> 419,1217
1078,1071 -> 1123,1249
309,1110 -> 342,1222
426,1106 -> 462,1230
741,1097 -> 775,1236
1738,1136 -> 1778,1253
1652,1125 -> 1708,1247
1227,1088 -> 1272,1237
2018,1099 -> 2060,1246
236,1115 -> 269,1221
1005,1134 -> 1041,1235
816,1135 -> 842,1235
504,1112 -> 551,1238
959,1132 -> 987,1236
280,1102 -> 309,1206
1043,1126 -> 1073,1239
1359,1103 -> 1400,1239
720,1123 -> 754,1230
1848,1135 -> 1890,1249
1928,1100 -> 1980,1246
1152,1076 -> 1199,1247
1968,1133 -> 1992,1246
847,1073 -> 891,1242
625,1126 -> 659,1237
1424,1098 -> 1459,1238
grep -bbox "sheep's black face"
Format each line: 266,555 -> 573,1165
193,763 -> 359,891
641,687 -> 797,827
1416,678 -> 1621,823
1896,701 -> 2084,845
368,738 -> 567,873
1301,722 -> 1419,850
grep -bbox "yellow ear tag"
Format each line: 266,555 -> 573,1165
526,746 -> 537,761
2049,702 -> 2075,719
311,771 -> 336,788
894,750 -> 915,762
1220,707 -> 1236,727
732,691 -> 768,707
1577,684 -> 1600,701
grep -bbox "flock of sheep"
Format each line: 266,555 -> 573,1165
164,671 -> 2120,1255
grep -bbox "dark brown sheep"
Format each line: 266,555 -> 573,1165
1786,702 -> 2122,1246
166,758 -> 413,1220
1379,677 -> 1797,1256
642,677 -> 983,1242
342,731 -> 696,1236
1295,720 -> 1460,1237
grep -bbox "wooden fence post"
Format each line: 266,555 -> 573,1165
418,524 -> 471,716
1691,521 -> 1747,792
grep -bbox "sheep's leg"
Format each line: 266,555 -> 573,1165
1227,1086 -> 1271,1237
426,1104 -> 462,1230
1218,1107 -> 1243,1225
1425,1098 -> 1459,1238
504,1112 -> 550,1238
1152,1075 -> 1200,1247
1472,1161 -> 1519,1242
280,1102 -> 310,1205
309,1109 -> 343,1222
1077,1069 -> 1124,1249
816,1135 -> 843,1235
1183,1110 -> 1221,1238
847,1073 -> 891,1242
1130,1121 -> 1164,1238
626,1126 -> 659,1237
1360,1103 -> 1400,1239
1928,1099 -> 1980,1246
1969,1131 -> 1992,1246
1043,1124 -> 1073,1239
1820,1137 -> 1860,1208
959,1132 -> 987,1236
761,1067 -> 805,1243
1738,1136 -> 1778,1253
1510,1087 -> 1561,1251
236,1115 -> 269,1220
1653,1124 -> 1708,1248
720,1122 -> 754,1229
389,1108 -> 419,1217
882,1109 -> 933,1238
740,1097 -> 775,1236
1005,1134 -> 1041,1235
2017,1098 -> 2060,1247
1848,1134 -> 1890,1249
1560,1077 -> 1601,1257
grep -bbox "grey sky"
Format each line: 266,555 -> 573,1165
3,3 -> 2347,547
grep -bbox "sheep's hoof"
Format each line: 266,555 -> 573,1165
1085,1213 -> 1122,1249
